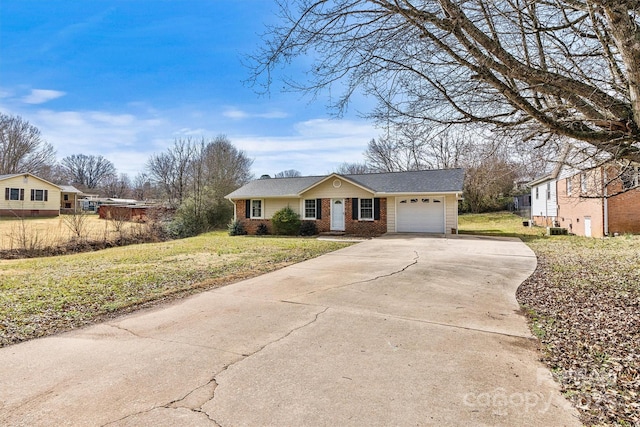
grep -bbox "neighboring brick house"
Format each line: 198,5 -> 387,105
556,163 -> 640,237
0,173 -> 62,217
226,169 -> 464,236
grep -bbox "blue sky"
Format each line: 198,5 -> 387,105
0,0 -> 377,178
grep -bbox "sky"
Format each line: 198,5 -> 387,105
0,0 -> 378,179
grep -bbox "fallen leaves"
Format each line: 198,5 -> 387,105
518,236 -> 640,426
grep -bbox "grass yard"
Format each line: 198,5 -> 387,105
0,214 -> 139,251
460,212 -> 640,426
0,231 -> 352,347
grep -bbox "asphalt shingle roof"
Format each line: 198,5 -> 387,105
226,169 -> 464,199
344,169 -> 464,193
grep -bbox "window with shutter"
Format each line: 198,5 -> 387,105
303,199 -> 316,219
250,199 -> 263,218
359,198 -> 373,220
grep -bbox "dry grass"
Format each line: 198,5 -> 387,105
0,231 -> 352,347
0,214 -> 145,252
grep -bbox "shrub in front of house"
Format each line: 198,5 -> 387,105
256,223 -> 269,235
299,221 -> 317,236
271,206 -> 301,235
228,219 -> 247,236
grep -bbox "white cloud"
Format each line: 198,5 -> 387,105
232,119 -> 376,175
89,112 -> 135,126
223,107 -> 288,120
223,108 -> 248,119
22,89 -> 66,104
2,95 -> 375,179
30,109 -> 170,176
174,127 -> 209,136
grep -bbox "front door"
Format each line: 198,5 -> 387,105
331,199 -> 345,231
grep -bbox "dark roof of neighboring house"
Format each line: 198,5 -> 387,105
226,169 -> 465,199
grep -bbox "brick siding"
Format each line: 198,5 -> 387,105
607,176 -> 640,235
0,209 -> 58,217
555,166 -> 640,237
235,198 -> 388,236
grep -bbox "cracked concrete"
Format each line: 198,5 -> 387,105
0,234 -> 581,426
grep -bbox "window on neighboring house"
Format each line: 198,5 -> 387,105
566,178 -> 572,197
64,194 -> 69,201
581,173 -> 587,193
304,199 -> 316,219
4,188 -> 24,201
30,189 -> 48,202
535,187 -> 539,200
251,199 -> 263,218
359,198 -> 373,220
621,166 -> 640,190
546,183 -> 551,200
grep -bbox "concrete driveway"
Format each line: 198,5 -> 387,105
0,235 -> 581,426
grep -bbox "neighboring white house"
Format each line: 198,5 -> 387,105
529,174 -> 558,227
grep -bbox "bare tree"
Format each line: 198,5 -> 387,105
147,136 -> 253,232
101,173 -> 132,198
146,138 -> 197,208
425,128 -> 470,169
274,169 -> 302,178
463,156 -> 518,213
251,1 -> 640,167
365,134 -> 430,172
132,172 -> 152,201
61,210 -> 90,241
60,154 -> 117,189
334,162 -> 371,174
0,113 -> 56,175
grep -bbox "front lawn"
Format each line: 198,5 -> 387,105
0,232 -> 352,347
460,213 -> 640,426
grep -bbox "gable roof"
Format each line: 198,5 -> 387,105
0,173 -> 62,189
226,169 -> 464,199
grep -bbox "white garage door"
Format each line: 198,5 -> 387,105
396,197 -> 445,233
